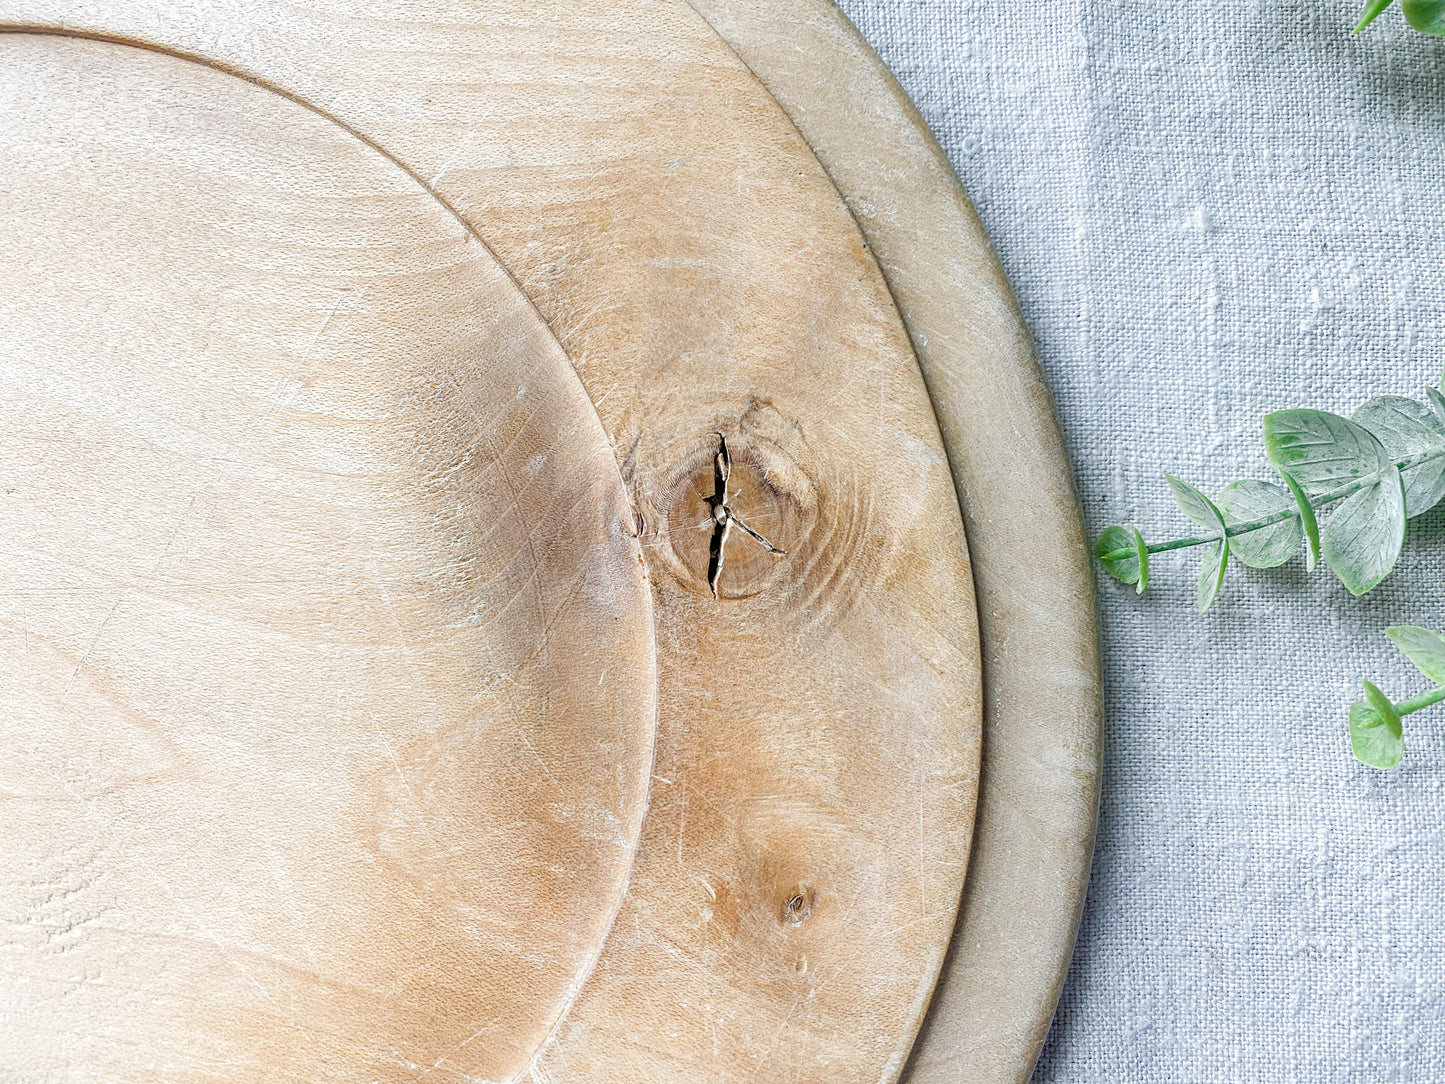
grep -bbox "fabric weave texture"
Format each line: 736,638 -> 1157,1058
838,1 -> 1445,1080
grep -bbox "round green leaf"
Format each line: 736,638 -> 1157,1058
1165,474 -> 1227,535
1402,0 -> 1445,32
1195,538 -> 1228,613
1386,625 -> 1445,684
1095,525 -> 1148,590
1350,696 -> 1404,769
1164,476 -> 1230,610
1263,409 -> 1392,496
1215,480 -> 1302,568
1321,468 -> 1406,596
1352,395 -> 1445,518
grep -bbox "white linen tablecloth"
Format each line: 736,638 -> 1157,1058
838,1 -> 1445,1078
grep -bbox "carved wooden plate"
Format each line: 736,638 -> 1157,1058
0,4 -> 986,1082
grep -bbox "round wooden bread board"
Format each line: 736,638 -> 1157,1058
0,5 -> 986,1083
0,4 -> 1092,1081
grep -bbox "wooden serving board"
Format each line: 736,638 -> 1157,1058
692,5 -> 1103,1081
0,5 -> 990,1083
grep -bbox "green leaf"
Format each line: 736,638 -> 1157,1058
1427,386 -> 1445,429
1402,0 -> 1445,33
1277,469 -> 1320,572
1350,683 -> 1404,769
1355,0 -> 1396,30
1095,525 -> 1148,591
1196,538 -> 1228,612
1165,474 -> 1227,534
1321,468 -> 1406,595
1215,479 -> 1302,568
1386,625 -> 1445,684
1263,409 -> 1393,496
1133,528 -> 1149,593
1352,395 -> 1445,517
1165,476 -> 1230,610
1265,410 -> 1405,592
1363,680 -> 1404,738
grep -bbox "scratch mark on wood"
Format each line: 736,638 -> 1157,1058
919,789 -> 927,918
677,788 -> 687,867
330,284 -> 370,344
409,1012 -> 505,1081
366,557 -> 439,708
133,849 -> 279,1005
151,493 -> 199,573
51,766 -> 278,1008
62,599 -> 120,700
744,991 -> 806,1083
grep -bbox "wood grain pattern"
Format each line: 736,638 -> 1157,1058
0,35 -> 655,1082
0,3 -> 984,1081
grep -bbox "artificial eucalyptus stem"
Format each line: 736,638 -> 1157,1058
1096,444 -> 1445,563
1349,627 -> 1445,770
1096,378 -> 1445,607
1396,684 -> 1445,717
1093,375 -> 1445,770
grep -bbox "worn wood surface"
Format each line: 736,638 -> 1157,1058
689,3 -> 1103,1081
0,4 -> 984,1082
0,35 -> 656,1081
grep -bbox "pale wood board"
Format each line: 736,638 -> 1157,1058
0,4 -> 984,1082
690,4 -> 1104,1081
0,33 -> 656,1082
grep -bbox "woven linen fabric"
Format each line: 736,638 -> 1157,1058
836,1 -> 1445,1080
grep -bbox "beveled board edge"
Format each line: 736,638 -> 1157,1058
691,3 -> 1102,1080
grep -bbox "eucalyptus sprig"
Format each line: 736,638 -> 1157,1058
1095,369 -> 1445,611
1355,0 -> 1445,36
1351,626 -> 1445,767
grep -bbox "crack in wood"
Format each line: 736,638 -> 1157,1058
705,433 -> 786,599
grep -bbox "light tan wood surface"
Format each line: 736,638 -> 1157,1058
0,4 -> 984,1083
0,35 -> 656,1081
690,4 -> 1103,1081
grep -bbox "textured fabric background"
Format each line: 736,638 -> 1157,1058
834,1 -> 1445,1079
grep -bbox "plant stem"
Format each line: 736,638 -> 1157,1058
1396,684 -> 1445,716
1099,445 -> 1445,561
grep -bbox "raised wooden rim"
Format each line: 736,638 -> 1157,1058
689,3 -> 1103,1079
